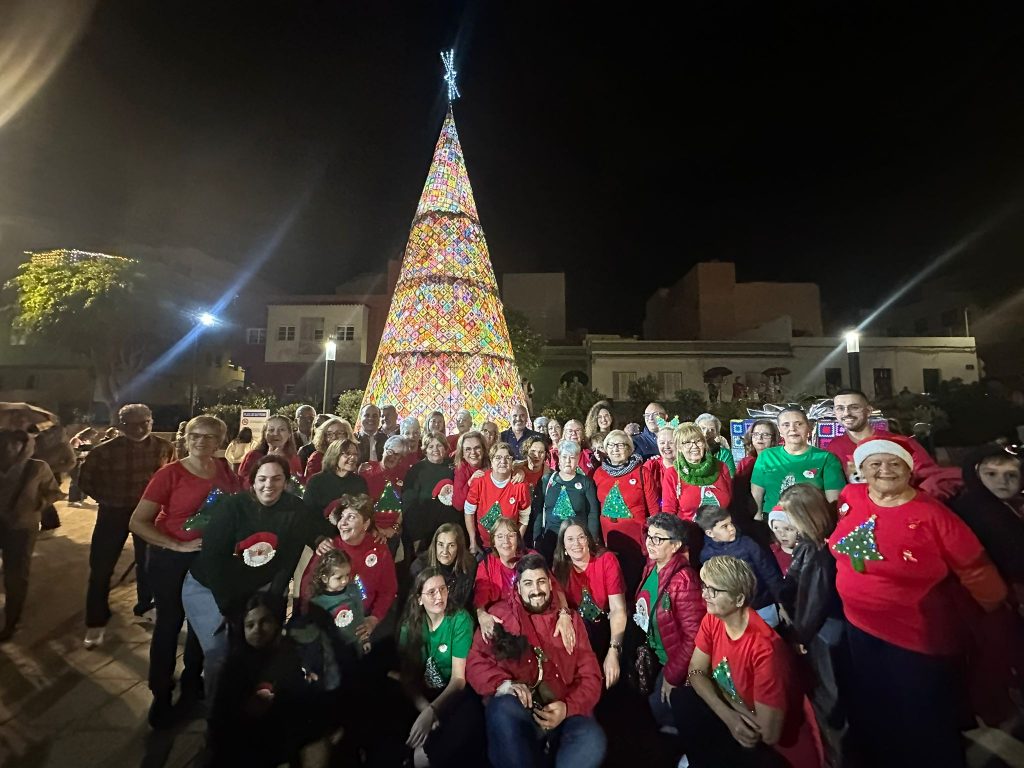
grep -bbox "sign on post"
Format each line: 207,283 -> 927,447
240,409 -> 271,440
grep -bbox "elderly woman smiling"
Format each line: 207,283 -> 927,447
828,436 -> 1007,767
533,440 -> 601,563
661,423 -> 733,520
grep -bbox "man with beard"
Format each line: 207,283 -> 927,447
827,389 -> 936,484
466,553 -> 605,768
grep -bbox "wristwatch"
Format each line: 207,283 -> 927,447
609,642 -> 623,653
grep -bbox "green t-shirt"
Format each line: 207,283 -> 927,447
750,445 -> 846,511
638,567 -> 667,665
400,609 -> 474,686
715,445 -> 737,477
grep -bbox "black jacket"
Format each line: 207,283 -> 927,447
355,432 -> 388,465
949,445 -> 1024,584
781,539 -> 843,646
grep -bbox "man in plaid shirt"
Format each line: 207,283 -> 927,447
79,403 -> 173,648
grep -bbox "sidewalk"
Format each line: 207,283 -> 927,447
0,500 -> 204,768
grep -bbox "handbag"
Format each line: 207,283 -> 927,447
634,640 -> 655,696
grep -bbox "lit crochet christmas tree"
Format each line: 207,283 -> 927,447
362,52 -> 525,428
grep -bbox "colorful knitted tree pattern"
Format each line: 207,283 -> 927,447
552,486 -> 575,520
833,513 -> 883,573
362,107 -> 525,428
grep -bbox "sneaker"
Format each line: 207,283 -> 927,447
83,627 -> 105,649
677,757 -> 690,768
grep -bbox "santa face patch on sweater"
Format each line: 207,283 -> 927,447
235,532 -> 279,567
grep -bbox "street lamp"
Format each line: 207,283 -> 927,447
190,311 -> 219,416
323,338 -> 337,414
845,330 -> 861,391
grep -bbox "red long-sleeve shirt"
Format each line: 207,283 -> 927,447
300,534 -> 397,622
593,464 -> 659,550
466,597 -> 603,718
661,462 -> 733,520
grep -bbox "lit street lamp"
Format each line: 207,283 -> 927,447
190,311 -> 219,416
845,330 -> 861,391
323,338 -> 337,414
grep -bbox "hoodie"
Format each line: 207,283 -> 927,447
949,445 -> 1024,585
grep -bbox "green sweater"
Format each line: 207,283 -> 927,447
190,491 -> 335,616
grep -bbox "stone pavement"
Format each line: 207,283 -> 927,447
2,497 -> 1024,768
0,499 -> 204,768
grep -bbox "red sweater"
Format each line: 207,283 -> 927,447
661,462 -> 733,520
358,460 -> 410,529
643,457 -> 669,512
466,598 -> 603,718
830,483 -> 1006,654
142,459 -> 240,542
562,551 -> 625,612
300,535 -> 397,622
636,552 -> 706,685
593,464 -> 658,549
452,462 -> 483,514
303,450 -> 325,482
465,471 -> 531,548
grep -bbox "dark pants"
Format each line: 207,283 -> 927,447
147,546 -> 203,696
485,694 -> 606,768
86,504 -> 152,627
845,623 -> 966,768
0,522 -> 38,630
674,685 -> 786,768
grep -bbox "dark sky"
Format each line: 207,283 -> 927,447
2,1 -> 1024,335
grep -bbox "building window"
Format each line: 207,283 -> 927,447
825,367 -> 843,396
277,326 -> 296,342
913,318 -> 929,335
923,368 -> 941,393
284,384 -> 296,395
613,371 -> 636,400
300,317 -> 325,342
657,371 -> 682,399
873,368 -> 893,400
247,328 -> 266,345
336,325 -> 355,341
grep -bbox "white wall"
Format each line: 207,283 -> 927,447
265,304 -> 368,364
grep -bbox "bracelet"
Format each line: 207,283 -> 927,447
685,669 -> 706,687
558,608 -> 571,618
608,642 -> 623,653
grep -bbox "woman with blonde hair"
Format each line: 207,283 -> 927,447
301,417 -> 353,480
130,414 -> 242,726
304,438 -> 368,517
660,423 -> 732,520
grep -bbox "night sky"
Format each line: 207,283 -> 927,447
2,1 -> 1023,335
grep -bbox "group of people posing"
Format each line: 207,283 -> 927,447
2,388 -> 1020,768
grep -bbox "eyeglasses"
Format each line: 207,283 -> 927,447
700,582 -> 726,598
421,585 -> 449,599
188,433 -> 220,442
493,533 -> 517,543
751,432 -> 775,440
679,440 -> 702,449
606,442 -> 629,450
646,534 -> 678,545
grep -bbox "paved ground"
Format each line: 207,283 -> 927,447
2,495 -> 1023,768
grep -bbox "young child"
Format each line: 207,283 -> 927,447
208,593 -> 332,766
695,504 -> 786,626
768,505 -> 799,575
309,549 -> 370,656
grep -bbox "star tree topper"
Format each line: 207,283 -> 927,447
441,49 -> 460,102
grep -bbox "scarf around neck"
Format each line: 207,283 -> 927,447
601,452 -> 644,478
674,450 -> 719,487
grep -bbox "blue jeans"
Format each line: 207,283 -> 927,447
485,693 -> 606,768
648,668 -> 674,729
181,573 -> 228,699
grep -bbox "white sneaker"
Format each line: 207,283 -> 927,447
84,627 -> 105,649
677,757 -> 690,768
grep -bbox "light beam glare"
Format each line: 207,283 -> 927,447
0,0 -> 96,130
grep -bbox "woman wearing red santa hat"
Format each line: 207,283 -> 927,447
830,435 -> 1008,768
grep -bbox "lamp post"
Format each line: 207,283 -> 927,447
323,339 -> 337,414
190,312 -> 218,416
845,330 -> 861,391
